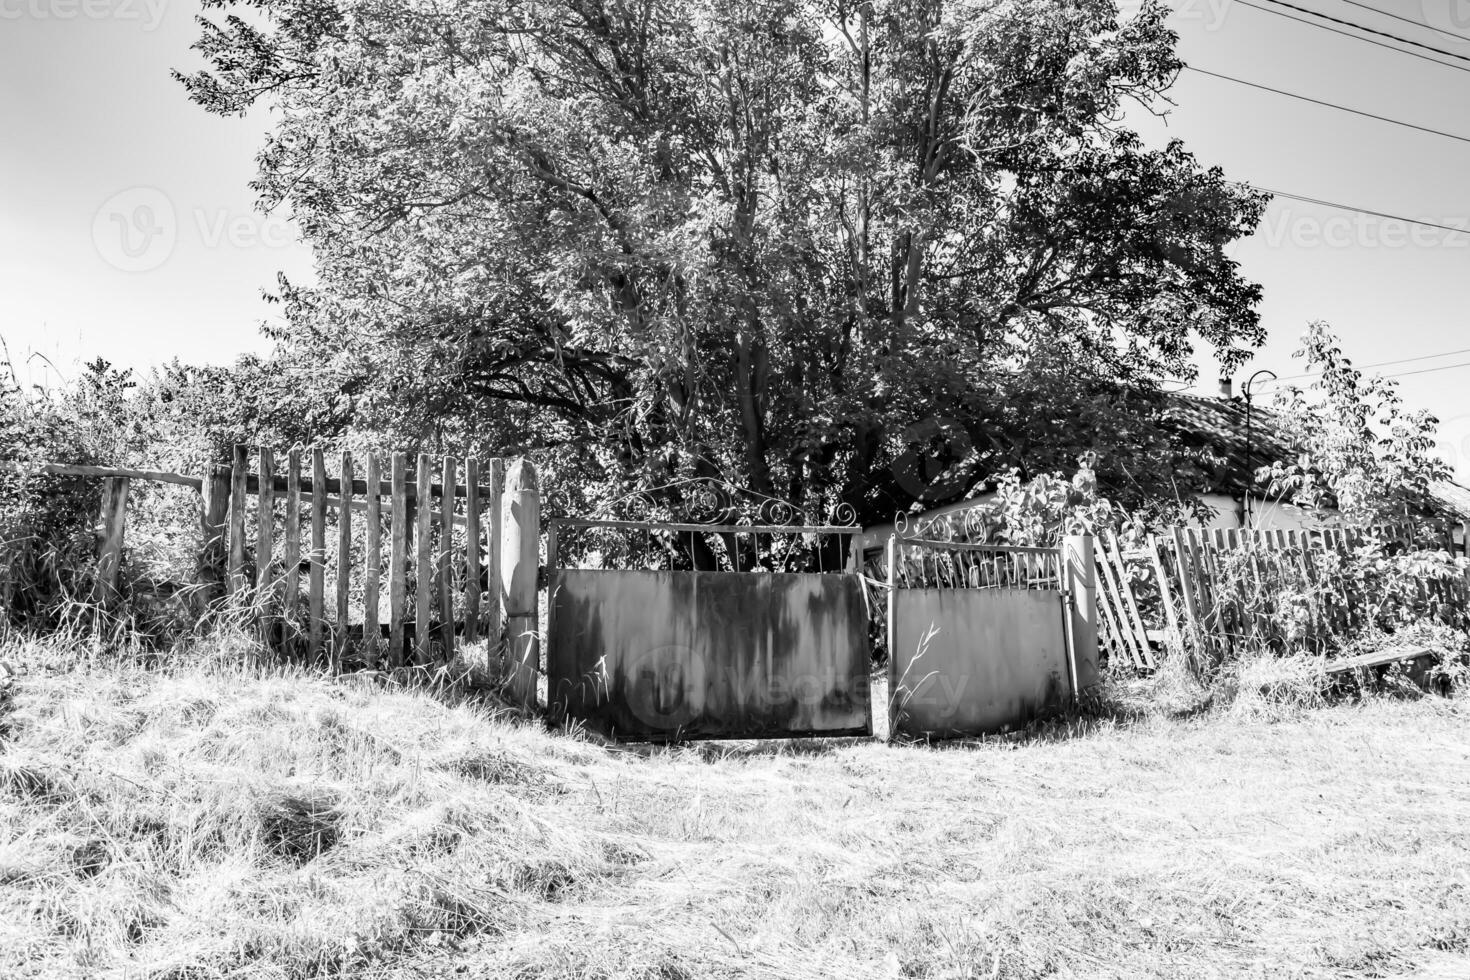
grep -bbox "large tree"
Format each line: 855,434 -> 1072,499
183,0 -> 1267,523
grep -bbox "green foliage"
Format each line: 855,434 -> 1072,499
1186,535 -> 1470,679
1260,322 -> 1451,527
914,460 -> 1120,546
179,0 -> 1268,522
0,351 -> 353,632
0,359 -> 132,626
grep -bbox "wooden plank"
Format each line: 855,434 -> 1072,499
336,451 -> 353,664
464,458 -> 481,644
438,455 -> 457,654
198,464 -> 232,602
415,452 -> 433,665
242,471 -> 489,501
310,447 -> 327,664
1325,645 -> 1432,675
1147,534 -> 1182,643
389,452 -> 408,668
364,454 -> 382,666
1093,537 -> 1142,668
283,449 -> 301,630
487,458 -> 504,644
1170,527 -> 1205,657
1093,548 -> 1138,668
228,444 -> 248,594
95,477 -> 129,607
1106,531 -> 1155,669
257,448 -> 276,598
1,460 -> 201,489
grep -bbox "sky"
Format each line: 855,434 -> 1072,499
1,0 -> 1468,476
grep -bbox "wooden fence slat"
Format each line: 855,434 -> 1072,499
198,464 -> 231,601
95,477 -> 129,607
464,458 -> 481,644
336,451 -> 353,663
364,454 -> 382,666
310,447 -> 327,664
1170,527 -> 1205,658
1093,547 -> 1138,668
415,452 -> 433,665
257,448 -> 275,599
284,449 -> 301,632
438,455 -> 457,654
1147,534 -> 1183,646
389,452 -> 408,667
488,458 -> 504,644
228,444 -> 248,594
1106,531 -> 1155,669
1094,537 -> 1141,667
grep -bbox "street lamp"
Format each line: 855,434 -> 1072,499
1242,369 -> 1277,526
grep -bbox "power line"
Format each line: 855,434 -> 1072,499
1246,185 -> 1470,237
1229,0 -> 1470,74
1381,359 -> 1470,380
1184,65 -> 1470,146
1331,0 -> 1470,45
1257,0 -> 1470,63
1262,347 -> 1470,384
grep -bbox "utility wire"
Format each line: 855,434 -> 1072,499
1331,0 -> 1470,45
1258,0 -> 1470,63
1230,0 -> 1470,73
1381,359 -> 1470,379
1184,65 -> 1470,146
1262,347 -> 1470,384
1246,185 -> 1470,237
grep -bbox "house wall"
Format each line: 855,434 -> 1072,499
1196,494 -> 1325,532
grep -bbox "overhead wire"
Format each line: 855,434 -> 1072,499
1242,186 -> 1470,237
1330,0 -> 1470,44
1182,65 -> 1470,146
1255,0 -> 1470,63
1228,0 -> 1470,73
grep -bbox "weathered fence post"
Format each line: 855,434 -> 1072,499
198,464 -> 232,602
414,453 -> 433,665
94,477 -> 129,607
227,445 -> 248,595
363,453 -> 383,666
1062,534 -> 1100,695
500,459 -> 540,709
388,452 -> 408,667
310,447 -> 327,664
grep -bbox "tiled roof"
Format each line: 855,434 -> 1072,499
1163,392 -> 1470,520
1160,392 -> 1293,497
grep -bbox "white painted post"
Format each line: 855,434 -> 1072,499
500,459 -> 540,709
1062,534 -> 1100,695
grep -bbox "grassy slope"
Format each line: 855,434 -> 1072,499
2,640 -> 1469,980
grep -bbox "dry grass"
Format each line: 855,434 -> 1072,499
3,636 -> 1470,979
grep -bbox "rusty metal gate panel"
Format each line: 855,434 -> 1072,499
888,537 -> 1075,739
549,568 -> 870,740
890,587 -> 1070,738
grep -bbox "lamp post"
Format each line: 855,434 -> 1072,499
1242,369 -> 1277,526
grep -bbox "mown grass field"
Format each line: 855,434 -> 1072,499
2,636 -> 1469,980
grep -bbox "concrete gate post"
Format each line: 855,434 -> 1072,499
1062,534 -> 1100,696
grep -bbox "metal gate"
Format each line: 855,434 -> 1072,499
886,535 -> 1079,739
546,518 -> 870,741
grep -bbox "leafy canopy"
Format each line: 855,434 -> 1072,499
1260,322 -> 1452,527
181,0 -> 1267,523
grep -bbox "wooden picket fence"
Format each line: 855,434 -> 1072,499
1093,523 -> 1468,667
27,447 -> 541,695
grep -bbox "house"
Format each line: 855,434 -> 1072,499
855,379 -> 1470,554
